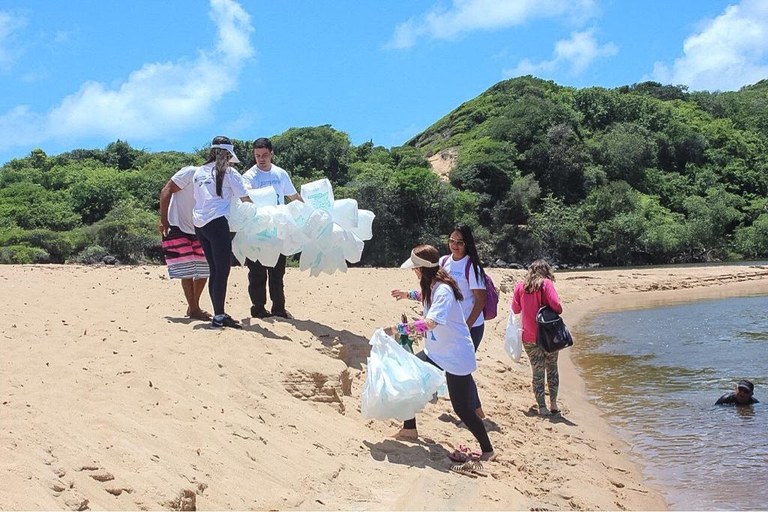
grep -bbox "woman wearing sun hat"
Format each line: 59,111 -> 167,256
387,244 -> 495,463
192,136 -> 250,329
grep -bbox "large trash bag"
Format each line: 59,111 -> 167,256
361,329 -> 446,421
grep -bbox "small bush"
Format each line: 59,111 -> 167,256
68,245 -> 110,264
0,245 -> 50,264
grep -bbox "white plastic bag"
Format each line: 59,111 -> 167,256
361,329 -> 446,421
505,313 -> 523,362
300,178 -> 334,212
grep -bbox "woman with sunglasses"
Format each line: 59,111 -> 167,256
386,244 -> 495,462
394,225 -> 490,419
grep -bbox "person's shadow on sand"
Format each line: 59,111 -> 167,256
288,318 -> 371,370
437,412 -> 504,433
522,406 -> 578,426
164,316 -> 203,325
363,439 -> 452,472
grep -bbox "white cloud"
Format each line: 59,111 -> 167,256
649,0 -> 768,91
387,0 -> 597,49
0,10 -> 26,71
504,29 -> 617,78
0,0 -> 254,150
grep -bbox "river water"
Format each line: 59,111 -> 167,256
573,294 -> 768,510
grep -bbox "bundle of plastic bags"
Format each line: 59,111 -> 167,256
228,178 -> 375,276
361,329 -> 446,421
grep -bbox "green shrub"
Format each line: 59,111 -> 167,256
68,245 -> 110,264
0,245 -> 50,264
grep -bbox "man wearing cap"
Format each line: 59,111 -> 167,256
715,380 -> 759,405
241,137 -> 302,319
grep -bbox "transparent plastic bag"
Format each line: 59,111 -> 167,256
361,329 -> 446,421
504,313 -> 523,362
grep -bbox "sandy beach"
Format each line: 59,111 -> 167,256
1,263 -> 767,511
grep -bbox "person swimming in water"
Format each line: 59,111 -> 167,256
715,380 -> 759,406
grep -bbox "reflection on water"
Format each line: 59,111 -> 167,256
574,295 -> 768,511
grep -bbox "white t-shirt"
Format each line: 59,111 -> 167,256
241,164 -> 298,205
168,165 -> 197,235
442,255 -> 485,327
192,163 -> 248,227
423,282 -> 477,376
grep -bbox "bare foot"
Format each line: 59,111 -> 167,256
187,309 -> 212,321
391,428 -> 418,441
478,450 -> 497,462
475,407 -> 486,419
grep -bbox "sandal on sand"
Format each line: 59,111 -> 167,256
450,461 -> 478,478
448,445 -> 481,463
466,460 -> 489,477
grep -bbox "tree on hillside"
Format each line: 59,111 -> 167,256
272,125 -> 352,185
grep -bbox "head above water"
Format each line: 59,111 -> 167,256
734,380 -> 755,404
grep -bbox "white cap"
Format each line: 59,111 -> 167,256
211,143 -> 240,164
400,250 -> 439,269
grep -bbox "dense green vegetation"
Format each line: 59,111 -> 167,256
1,76 -> 767,266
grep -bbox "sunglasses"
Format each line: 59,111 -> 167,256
448,238 -> 465,246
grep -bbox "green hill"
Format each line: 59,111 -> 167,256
1,77 -> 767,267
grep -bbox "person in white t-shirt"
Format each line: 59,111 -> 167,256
192,136 -> 251,329
441,225 -> 488,419
394,225 -> 490,421
386,244 -> 495,463
240,137 -> 302,319
159,165 -> 211,321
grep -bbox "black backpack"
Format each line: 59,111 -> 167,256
536,305 -> 573,353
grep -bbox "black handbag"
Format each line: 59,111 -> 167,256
536,305 -> 573,353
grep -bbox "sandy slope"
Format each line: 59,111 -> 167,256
1,263 -> 767,510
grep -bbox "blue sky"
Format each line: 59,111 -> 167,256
1,0 -> 767,165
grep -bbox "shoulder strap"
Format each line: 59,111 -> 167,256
439,255 -> 449,268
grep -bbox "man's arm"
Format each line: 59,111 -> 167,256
286,192 -> 303,203
158,179 -> 182,236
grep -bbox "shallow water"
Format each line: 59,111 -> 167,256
574,294 -> 768,511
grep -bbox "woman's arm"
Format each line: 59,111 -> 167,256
510,283 -> 522,314
543,279 -> 563,314
390,289 -> 421,301
465,289 -> 486,326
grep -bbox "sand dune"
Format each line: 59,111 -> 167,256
1,263 -> 767,510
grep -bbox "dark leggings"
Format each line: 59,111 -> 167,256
403,350 -> 492,453
469,324 -> 484,409
195,216 -> 232,316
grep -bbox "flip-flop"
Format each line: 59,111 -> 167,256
448,446 -> 481,462
448,450 -> 470,463
466,460 -> 489,477
449,461 -> 478,478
